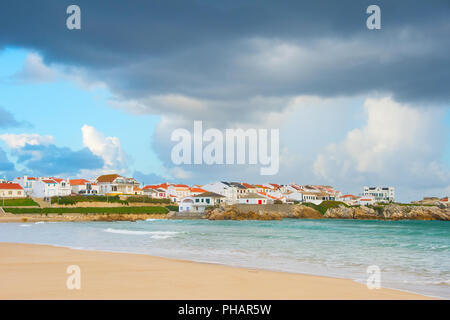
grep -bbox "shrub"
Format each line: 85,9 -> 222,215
302,200 -> 349,215
51,195 -> 175,205
126,197 -> 171,204
5,206 -> 169,215
165,205 -> 179,212
51,195 -> 128,205
1,198 -> 39,207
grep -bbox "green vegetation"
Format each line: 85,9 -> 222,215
4,206 -> 169,215
51,195 -> 127,205
302,200 -> 349,215
127,196 -> 171,204
51,195 -> 173,205
0,198 -> 39,207
165,205 -> 179,212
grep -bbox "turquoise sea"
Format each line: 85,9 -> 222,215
0,219 -> 449,298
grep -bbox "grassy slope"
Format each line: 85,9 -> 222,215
50,195 -> 172,205
302,201 -> 349,215
1,198 -> 39,206
4,206 -> 170,214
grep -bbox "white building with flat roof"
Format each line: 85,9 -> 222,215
363,186 -> 395,203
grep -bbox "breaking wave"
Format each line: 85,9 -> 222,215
103,228 -> 179,239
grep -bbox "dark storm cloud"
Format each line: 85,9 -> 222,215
0,0 -> 449,109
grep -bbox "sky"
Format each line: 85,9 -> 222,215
0,0 -> 449,202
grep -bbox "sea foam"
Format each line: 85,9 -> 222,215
103,228 -> 179,239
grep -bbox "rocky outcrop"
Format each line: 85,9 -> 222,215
325,206 -> 380,220
167,211 -> 206,219
381,204 -> 449,220
205,204 -> 323,221
325,204 -> 449,221
206,207 -> 283,220
289,205 -> 324,219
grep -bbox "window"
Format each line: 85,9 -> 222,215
195,199 -> 199,203
206,198 -> 210,204
8,191 -> 12,195
18,191 -> 22,195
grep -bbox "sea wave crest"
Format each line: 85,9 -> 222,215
103,228 -> 179,239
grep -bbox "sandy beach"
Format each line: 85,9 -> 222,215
0,242 -> 432,300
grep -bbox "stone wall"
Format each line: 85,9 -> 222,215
233,204 -> 296,214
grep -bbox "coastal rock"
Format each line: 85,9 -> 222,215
291,205 -> 323,219
205,207 -> 282,220
324,206 -> 355,219
382,204 -> 450,221
205,205 -> 322,220
324,204 -> 449,221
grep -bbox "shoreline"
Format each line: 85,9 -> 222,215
0,213 -> 167,223
0,242 -> 434,300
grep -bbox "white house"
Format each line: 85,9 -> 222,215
363,186 -> 395,203
14,176 -> 38,196
0,183 -> 26,198
238,193 -> 268,205
142,184 -> 169,199
202,182 -> 238,204
340,194 -> 360,206
167,184 -> 191,202
179,196 -> 195,212
189,192 -> 225,212
96,174 -> 139,195
14,176 -> 71,198
50,178 -> 72,196
358,197 -> 375,206
69,179 -> 99,195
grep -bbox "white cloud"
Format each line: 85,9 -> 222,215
313,97 -> 449,200
170,167 -> 193,180
81,125 -> 128,174
13,53 -> 56,83
13,52 -> 106,90
0,133 -> 54,149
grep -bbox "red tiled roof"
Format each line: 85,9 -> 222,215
0,183 -> 23,190
242,183 -> 254,188
257,191 -> 279,200
96,174 -> 121,183
69,179 -> 90,186
42,179 -> 57,184
145,183 -> 169,190
51,177 -> 65,183
173,184 -> 189,188
190,187 -> 207,193
143,185 -> 162,190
